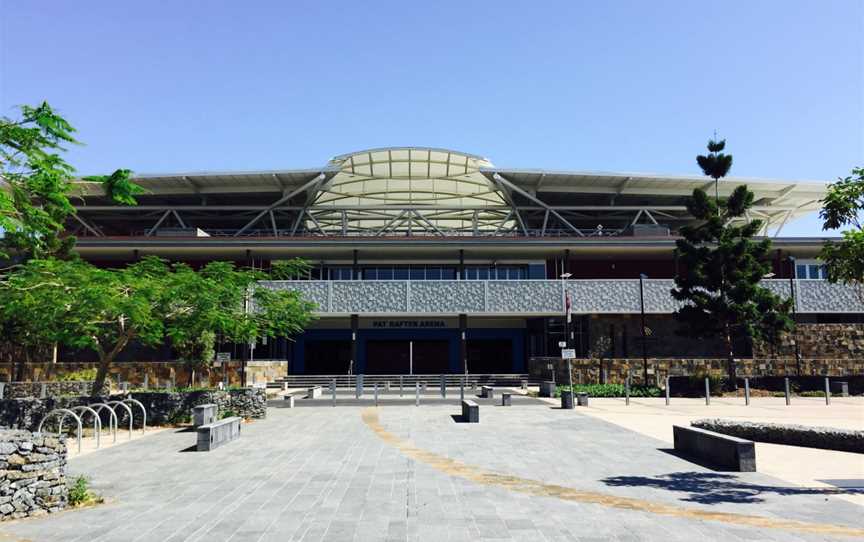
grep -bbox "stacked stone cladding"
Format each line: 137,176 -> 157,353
0,388 -> 266,433
1,381 -> 108,399
0,430 -> 67,521
0,361 -> 287,390
753,324 -> 864,360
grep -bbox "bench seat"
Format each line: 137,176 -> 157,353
461,400 -> 479,423
197,417 -> 242,451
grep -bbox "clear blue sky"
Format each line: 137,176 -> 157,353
2,1 -> 861,236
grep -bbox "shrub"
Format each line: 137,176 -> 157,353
56,368 -> 99,382
68,475 -> 102,507
555,384 -> 662,398
220,409 -> 237,419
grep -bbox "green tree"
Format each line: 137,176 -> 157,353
820,166 -> 864,285
672,139 -> 793,389
163,259 -> 315,386
0,256 -> 316,393
1,102 -> 143,261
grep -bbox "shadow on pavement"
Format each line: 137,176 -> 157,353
602,471 -> 864,505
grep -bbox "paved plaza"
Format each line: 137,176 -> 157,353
1,397 -> 863,541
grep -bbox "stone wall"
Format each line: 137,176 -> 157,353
0,430 -> 67,521
529,357 -> 864,386
124,388 -> 266,426
753,324 -> 864,360
0,361 -> 288,390
0,388 -> 266,433
0,381 -> 109,400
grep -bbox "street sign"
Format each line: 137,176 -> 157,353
561,348 -> 576,359
558,341 -> 567,348
215,352 -> 231,363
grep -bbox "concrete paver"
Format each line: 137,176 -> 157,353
0,399 -> 860,541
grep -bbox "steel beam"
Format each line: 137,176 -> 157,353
493,173 -> 584,236
233,173 -> 325,237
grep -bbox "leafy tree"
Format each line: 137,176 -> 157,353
0,102 -> 79,260
820,167 -> 864,285
0,256 -> 316,393
163,259 -> 315,386
1,102 -> 144,261
672,139 -> 793,389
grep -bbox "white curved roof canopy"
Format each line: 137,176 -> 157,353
310,148 -> 516,234
67,146 -> 828,238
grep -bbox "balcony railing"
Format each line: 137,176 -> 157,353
259,279 -> 863,315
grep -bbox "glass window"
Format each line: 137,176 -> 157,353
426,267 -> 441,280
441,268 -> 456,280
409,267 -> 425,280
796,264 -> 807,279
478,267 -> 489,280
394,267 -> 409,280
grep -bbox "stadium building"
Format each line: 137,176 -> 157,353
67,147 -> 862,378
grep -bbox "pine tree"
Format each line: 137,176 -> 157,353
672,139 -> 793,389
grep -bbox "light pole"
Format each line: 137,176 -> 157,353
561,272 -> 573,392
638,273 -> 649,385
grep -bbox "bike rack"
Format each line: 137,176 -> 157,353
105,401 -> 135,440
62,406 -> 102,449
122,398 -> 147,435
88,403 -> 119,444
37,409 -> 82,454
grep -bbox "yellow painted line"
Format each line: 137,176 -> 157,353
361,407 -> 864,539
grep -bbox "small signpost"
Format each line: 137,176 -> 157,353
561,349 -> 576,360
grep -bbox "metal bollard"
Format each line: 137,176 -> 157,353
440,374 -> 446,398
784,377 -> 791,406
625,375 -> 630,406
460,383 -> 464,400
0,382 -> 4,400
704,377 -> 710,406
400,375 -> 404,397
331,378 -> 336,407
825,377 -> 831,405
744,377 -> 750,406
374,383 -> 379,406
665,376 -> 670,406
415,383 -> 420,407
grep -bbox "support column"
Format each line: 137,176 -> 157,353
459,314 -> 468,374
350,314 -> 359,375
458,249 -> 465,280
352,249 -> 359,280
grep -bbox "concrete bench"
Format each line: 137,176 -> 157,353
539,381 -> 556,398
480,386 -> 494,399
197,417 -> 242,451
501,393 -> 512,406
461,400 -> 479,423
192,404 -> 217,428
307,386 -> 322,399
673,425 -> 756,472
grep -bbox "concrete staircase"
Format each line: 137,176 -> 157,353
268,373 -> 537,390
